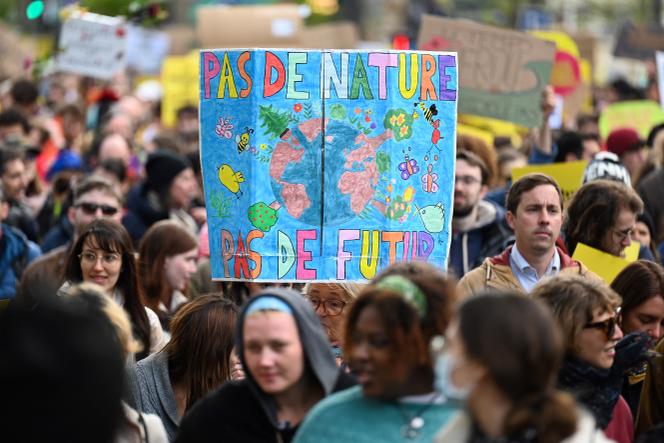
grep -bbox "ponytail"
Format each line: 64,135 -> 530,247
503,390 -> 577,443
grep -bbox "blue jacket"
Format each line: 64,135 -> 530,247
40,216 -> 74,253
0,223 -> 41,300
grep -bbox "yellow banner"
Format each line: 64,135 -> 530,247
572,242 -> 640,284
511,160 -> 587,204
161,52 -> 199,128
599,100 -> 664,140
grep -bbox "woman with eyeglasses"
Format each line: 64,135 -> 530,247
138,221 -> 199,333
293,262 -> 458,443
432,292 -> 612,443
302,282 -> 363,365
533,274 -> 642,443
60,219 -> 165,360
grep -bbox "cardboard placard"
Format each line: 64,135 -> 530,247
0,21 -> 35,79
511,160 -> 587,204
126,25 -> 170,75
417,15 -> 555,128
572,242 -> 640,284
56,11 -> 126,80
599,100 -> 664,140
161,52 -> 198,128
199,49 -> 458,281
196,4 -> 304,48
614,21 -> 664,61
298,21 -> 359,49
657,51 -> 664,109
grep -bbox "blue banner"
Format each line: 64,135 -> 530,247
200,49 -> 458,281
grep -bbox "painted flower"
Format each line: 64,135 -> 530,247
403,186 -> 415,202
260,143 -> 268,150
396,113 -> 405,126
399,125 -> 409,136
354,107 -> 361,114
390,115 -> 399,126
293,103 -> 303,113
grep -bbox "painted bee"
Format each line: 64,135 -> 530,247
235,127 -> 254,153
414,102 -> 438,125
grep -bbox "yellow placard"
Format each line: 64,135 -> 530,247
599,100 -> 664,140
511,160 -> 587,204
457,123 -> 494,149
161,51 -> 199,128
572,242 -> 640,284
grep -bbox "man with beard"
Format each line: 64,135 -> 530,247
17,175 -> 123,304
449,150 -> 513,278
458,173 -> 597,296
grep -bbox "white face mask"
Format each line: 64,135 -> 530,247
434,351 -> 472,402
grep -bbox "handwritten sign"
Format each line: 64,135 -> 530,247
599,100 -> 664,140
200,49 -> 458,281
161,52 -> 199,128
511,160 -> 587,204
126,25 -> 170,75
57,11 -> 126,80
573,242 -> 640,284
657,52 -> 664,109
417,15 -> 555,128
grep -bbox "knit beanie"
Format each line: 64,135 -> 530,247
606,128 -> 643,157
145,150 -> 191,191
583,151 -> 631,187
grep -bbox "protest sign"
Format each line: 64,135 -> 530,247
511,160 -> 587,204
161,52 -> 198,128
572,242 -> 640,284
56,11 -> 126,80
199,49 -> 458,281
599,100 -> 664,140
417,15 -> 555,128
614,21 -> 664,61
196,4 -> 304,49
126,25 -> 170,75
657,52 -> 664,109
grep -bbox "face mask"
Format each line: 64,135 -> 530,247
434,351 -> 472,401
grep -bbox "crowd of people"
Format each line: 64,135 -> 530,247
0,50 -> 664,443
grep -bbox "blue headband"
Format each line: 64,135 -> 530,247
376,275 -> 428,318
245,296 -> 293,316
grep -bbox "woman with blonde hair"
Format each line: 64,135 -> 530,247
65,282 -> 169,443
302,282 -> 363,364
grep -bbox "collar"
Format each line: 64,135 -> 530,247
510,244 -> 560,275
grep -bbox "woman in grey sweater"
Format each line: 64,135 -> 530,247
125,295 -> 238,441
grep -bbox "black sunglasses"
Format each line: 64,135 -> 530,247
76,202 -> 119,216
584,316 -> 618,339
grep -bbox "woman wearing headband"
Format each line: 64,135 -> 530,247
294,262 -> 458,443
175,288 -> 354,443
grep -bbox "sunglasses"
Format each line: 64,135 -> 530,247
76,202 -> 119,216
584,315 -> 619,339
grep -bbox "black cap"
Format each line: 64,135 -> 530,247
145,150 -> 191,191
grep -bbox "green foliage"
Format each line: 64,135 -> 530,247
329,103 -> 347,120
383,108 -> 414,141
210,191 -> 232,219
259,104 -> 298,140
376,151 -> 391,174
248,202 -> 279,232
80,0 -> 132,16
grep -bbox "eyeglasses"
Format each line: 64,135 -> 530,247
584,313 -> 619,339
612,227 -> 634,243
78,251 -> 121,266
76,202 -> 119,216
307,297 -> 347,316
455,175 -> 481,186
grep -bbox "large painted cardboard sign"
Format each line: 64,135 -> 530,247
200,49 -> 458,281
417,15 -> 555,128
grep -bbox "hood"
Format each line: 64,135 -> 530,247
490,245 -> 577,269
235,287 -> 339,428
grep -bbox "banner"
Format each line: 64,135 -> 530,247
599,100 -> 664,140
572,242 -> 640,284
126,25 -> 170,75
511,160 -> 587,204
161,52 -> 199,128
200,49 -> 458,281
57,11 -> 126,80
417,15 -> 555,128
